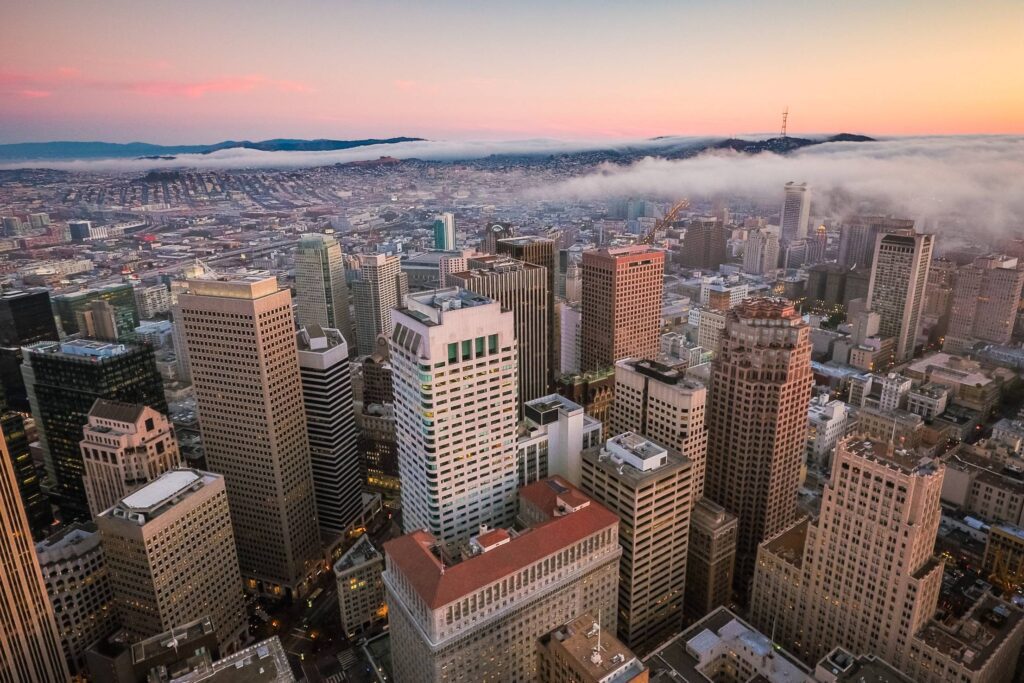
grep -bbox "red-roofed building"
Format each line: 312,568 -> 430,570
382,477 -> 621,682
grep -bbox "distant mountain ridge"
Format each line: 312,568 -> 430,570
0,137 -> 425,161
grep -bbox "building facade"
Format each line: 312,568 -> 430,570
293,234 -> 354,346
351,253 -> 408,356
333,535 -> 386,640
780,182 -> 810,245
866,229 -> 934,363
944,255 -> 1024,354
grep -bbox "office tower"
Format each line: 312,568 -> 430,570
293,233 -> 354,345
53,283 -> 140,340
704,299 -> 813,599
35,523 -> 117,675
0,288 -> 61,412
296,326 -> 361,537
356,339 -> 399,494
565,261 -> 582,303
678,218 -> 728,269
580,246 -> 665,373
3,215 -> 24,235
497,236 -> 558,386
82,299 -> 120,341
610,358 -> 708,499
22,339 -> 167,519
438,250 -> 473,287
559,301 -> 581,375
132,283 -> 173,320
390,288 -> 519,545
433,212 -> 456,250
805,263 -> 872,315
169,307 -> 192,384
28,212 -> 49,229
779,182 -> 810,244
449,255 -> 550,406
700,277 -> 748,310
333,535 -> 386,639
351,253 -> 408,356
743,228 -> 780,275
80,400 -> 181,518
382,477 -> 621,683
177,275 -> 320,597
97,469 -> 248,652
555,368 -> 617,435
866,229 -> 934,363
482,221 -> 515,254
517,394 -> 603,487
0,437 -> 70,683
581,433 -> 693,653
806,394 -> 850,471
684,498 -> 737,619
781,238 -> 809,269
944,255 -> 1024,354
537,612 -> 647,683
68,220 -> 92,241
750,438 -> 945,671
838,216 -> 916,269
1,403 -> 51,538
807,224 -> 828,264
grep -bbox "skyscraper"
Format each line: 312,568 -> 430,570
0,288 -> 61,412
750,438 -> 945,671
742,228 -> 780,275
837,216 -> 916,269
944,254 -> 1024,354
433,212 -> 456,250
678,218 -> 729,269
52,283 -> 140,340
866,229 -> 934,363
390,287 -> 519,546
0,436 -> 70,683
497,236 -> 558,387
177,274 -> 321,597
704,299 -> 813,599
79,400 -> 181,518
296,325 -> 362,537
580,246 -> 665,373
22,339 -> 167,519
581,433 -> 694,653
0,395 -> 51,538
382,477 -> 621,682
97,469 -> 248,652
448,255 -> 550,407
293,233 -> 354,345
351,253 -> 408,356
779,182 -> 810,244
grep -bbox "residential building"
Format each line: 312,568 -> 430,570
537,612 -> 648,683
390,288 -> 519,546
780,182 -> 810,244
80,400 -> 181,517
296,326 -> 362,537
293,233 -> 354,345
944,254 -> 1024,354
517,394 -> 602,487
0,437 -> 70,683
177,274 -> 321,597
351,253 -> 408,356
97,469 -> 248,652
866,229 -> 934,362
704,299 -> 813,599
580,246 -> 665,372
382,477 -> 621,683
333,535 -> 386,640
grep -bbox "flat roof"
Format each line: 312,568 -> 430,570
121,469 -> 201,509
540,612 -> 645,683
762,518 -> 810,569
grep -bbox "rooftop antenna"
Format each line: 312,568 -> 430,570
780,107 -> 789,138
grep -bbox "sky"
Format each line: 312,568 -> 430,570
1,1 -> 1022,143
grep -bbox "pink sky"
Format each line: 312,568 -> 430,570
2,1 -> 1022,143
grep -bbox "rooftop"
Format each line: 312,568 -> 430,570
88,398 -> 147,425
816,648 -> 912,682
540,612 -> 646,683
399,286 -> 497,326
170,637 -> 296,682
334,534 -> 382,574
915,595 -> 1024,673
104,469 -> 218,525
733,297 -> 803,322
762,518 -> 810,569
185,272 -> 279,300
842,438 -> 940,477
35,522 -> 101,564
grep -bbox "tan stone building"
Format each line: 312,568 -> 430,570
177,274 -> 321,597
537,612 -> 648,683
80,400 -> 181,517
704,298 -> 813,599
97,469 -> 248,653
580,246 -> 664,373
334,535 -> 386,640
944,254 -> 1024,354
866,229 -> 934,363
382,477 -> 621,682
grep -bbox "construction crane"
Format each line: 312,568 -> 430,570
641,199 -> 690,245
988,547 -> 1024,597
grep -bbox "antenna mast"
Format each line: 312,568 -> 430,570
780,107 -> 789,137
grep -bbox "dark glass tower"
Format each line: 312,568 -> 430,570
0,395 -> 52,538
52,283 -> 140,340
0,288 -> 61,412
23,339 -> 166,520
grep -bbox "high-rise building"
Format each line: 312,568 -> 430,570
3,215 -> 24,236
351,253 -> 408,356
28,213 -> 49,229
580,246 -> 665,373
333,535 -> 386,640
296,326 -> 362,537
497,236 -> 558,386
97,469 -> 248,652
0,436 -> 70,683
133,283 -> 174,320
581,433 -> 694,653
293,234 -> 354,346
866,229 -> 934,363
944,254 -> 1024,354
80,400 -> 181,518
537,612 -> 648,683
750,438 -> 945,671
806,394 -> 850,471
35,523 -> 117,675
684,497 -> 738,619
516,394 -> 603,487
433,212 -> 456,250
558,301 -> 582,376
356,339 -> 399,495
53,283 -> 140,341
743,228 -> 780,275
678,218 -> 728,270
610,358 -> 707,500
382,477 -> 621,683
449,255 -> 550,407
1,398 -> 51,538
177,275 -> 321,597
0,288 -> 61,413
390,288 -> 519,545
555,368 -> 617,436
838,216 -> 916,270
704,299 -> 813,599
22,339 -> 167,519
482,222 -> 515,254
779,182 -> 810,244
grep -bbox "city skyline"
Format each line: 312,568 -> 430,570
2,1 -> 1023,143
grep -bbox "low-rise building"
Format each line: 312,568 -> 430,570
334,535 -> 386,640
941,449 -> 1024,527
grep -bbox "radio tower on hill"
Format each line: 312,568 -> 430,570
780,107 -> 789,137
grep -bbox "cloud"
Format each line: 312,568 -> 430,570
17,90 -> 51,99
0,69 -> 310,99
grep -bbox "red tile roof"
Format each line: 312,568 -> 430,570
384,478 -> 618,610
